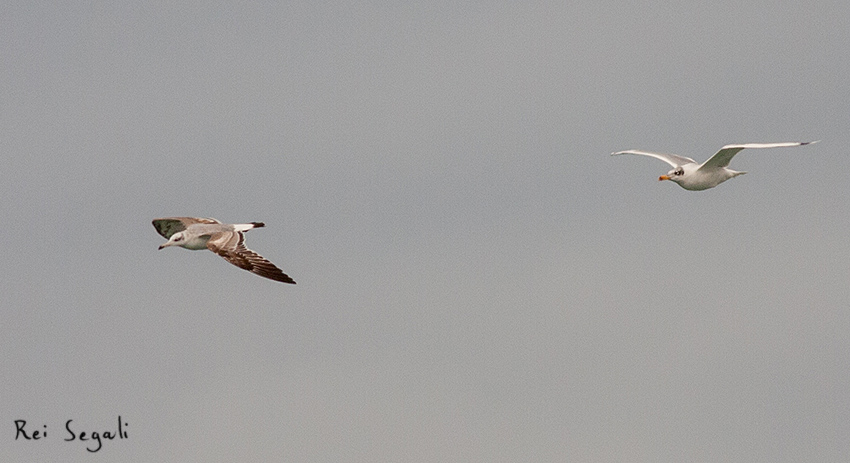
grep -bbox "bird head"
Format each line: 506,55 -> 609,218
659,166 -> 685,183
158,232 -> 185,250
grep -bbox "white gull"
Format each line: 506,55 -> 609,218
612,141 -> 818,190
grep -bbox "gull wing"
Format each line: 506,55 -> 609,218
699,141 -> 818,171
206,231 -> 296,284
611,150 -> 696,168
152,217 -> 220,239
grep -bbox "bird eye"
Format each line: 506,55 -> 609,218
174,236 -> 182,241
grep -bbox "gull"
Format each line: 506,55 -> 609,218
612,141 -> 818,190
153,217 -> 296,284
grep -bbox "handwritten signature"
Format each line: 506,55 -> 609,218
14,416 -> 128,453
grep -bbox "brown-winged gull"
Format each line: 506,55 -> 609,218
153,217 -> 296,284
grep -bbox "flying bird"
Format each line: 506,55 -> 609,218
153,217 -> 296,284
612,141 -> 818,190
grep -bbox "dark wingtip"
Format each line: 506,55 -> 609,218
268,272 -> 296,284
277,272 -> 296,284
251,222 -> 265,228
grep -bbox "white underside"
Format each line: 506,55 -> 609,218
179,235 -> 211,250
674,168 -> 745,191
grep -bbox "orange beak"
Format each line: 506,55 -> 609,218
658,175 -> 670,181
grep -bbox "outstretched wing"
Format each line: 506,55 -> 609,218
611,150 -> 696,168
206,231 -> 296,284
152,217 -> 220,239
699,141 -> 818,171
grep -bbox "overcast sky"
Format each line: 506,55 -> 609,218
2,1 -> 849,462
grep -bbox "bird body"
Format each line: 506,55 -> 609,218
660,162 -> 746,191
612,141 -> 817,190
153,217 -> 296,284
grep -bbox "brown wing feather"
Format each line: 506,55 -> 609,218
206,231 -> 296,284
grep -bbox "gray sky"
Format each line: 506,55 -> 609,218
2,1 -> 849,461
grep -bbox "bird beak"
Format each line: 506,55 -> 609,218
658,175 -> 670,181
158,244 -> 166,250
